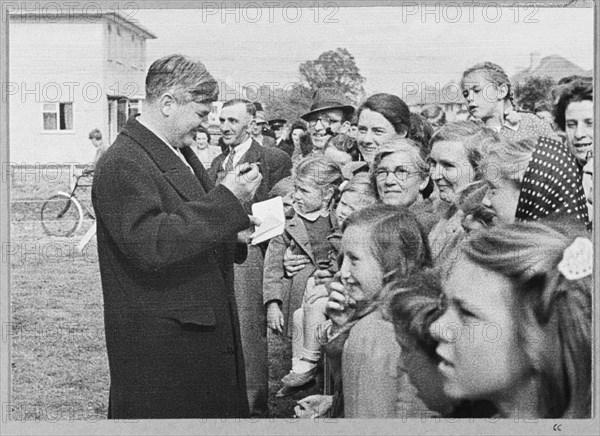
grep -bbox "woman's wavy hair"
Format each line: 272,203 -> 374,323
431,121 -> 499,181
481,137 -> 537,189
357,93 -> 411,136
459,222 -> 591,418
553,79 -> 593,131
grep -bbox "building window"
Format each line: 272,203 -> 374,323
128,100 -> 140,119
42,102 -> 73,131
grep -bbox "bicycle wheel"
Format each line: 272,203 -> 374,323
40,193 -> 83,237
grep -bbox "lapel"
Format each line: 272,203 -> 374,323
286,213 -> 316,264
121,118 -> 207,201
181,146 -> 215,193
237,140 -> 265,166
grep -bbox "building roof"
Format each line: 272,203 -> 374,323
9,11 -> 157,39
512,55 -> 593,84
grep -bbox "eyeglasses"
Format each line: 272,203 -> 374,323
374,166 -> 420,181
308,115 -> 342,127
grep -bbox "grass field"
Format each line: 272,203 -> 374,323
9,166 -> 320,420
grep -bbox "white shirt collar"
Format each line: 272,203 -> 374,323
137,118 -> 194,172
224,136 -> 253,169
293,204 -> 329,222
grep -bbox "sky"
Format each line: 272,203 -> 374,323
135,4 -> 594,99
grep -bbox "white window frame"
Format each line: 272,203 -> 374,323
41,102 -> 74,133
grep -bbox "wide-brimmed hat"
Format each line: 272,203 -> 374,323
301,90 -> 355,122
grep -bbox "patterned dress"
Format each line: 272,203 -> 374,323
499,110 -> 560,143
515,136 -> 590,230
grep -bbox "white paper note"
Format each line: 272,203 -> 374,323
250,196 -> 285,245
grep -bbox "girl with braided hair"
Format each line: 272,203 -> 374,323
461,61 -> 558,142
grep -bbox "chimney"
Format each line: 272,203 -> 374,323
530,51 -> 541,72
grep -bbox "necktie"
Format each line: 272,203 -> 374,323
223,147 -> 236,172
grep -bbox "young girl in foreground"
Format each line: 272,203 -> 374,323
430,222 -> 592,418
263,155 -> 343,375
278,173 -> 378,395
296,204 -> 436,418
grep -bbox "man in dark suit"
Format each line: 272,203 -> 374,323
209,99 -> 292,210
209,99 -> 292,417
92,54 -> 262,419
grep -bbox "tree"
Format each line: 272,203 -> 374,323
514,75 -> 556,112
244,83 -> 313,123
298,48 -> 366,104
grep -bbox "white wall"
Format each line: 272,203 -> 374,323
9,17 -> 148,165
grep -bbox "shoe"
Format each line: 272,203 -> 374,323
275,379 -> 316,398
281,364 -> 320,388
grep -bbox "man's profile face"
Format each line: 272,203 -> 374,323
219,103 -> 253,147
307,109 -> 346,150
168,99 -> 212,148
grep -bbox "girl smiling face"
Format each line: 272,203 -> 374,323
339,224 -> 384,303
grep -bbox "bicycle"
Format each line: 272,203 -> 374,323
40,168 -> 96,237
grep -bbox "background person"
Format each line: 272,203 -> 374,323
552,78 -> 593,167
461,61 -> 558,142
355,93 -> 411,164
191,126 -> 220,169
209,98 -> 292,417
300,91 -> 355,153
89,128 -> 108,168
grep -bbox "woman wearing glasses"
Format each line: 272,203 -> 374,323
370,139 -> 440,234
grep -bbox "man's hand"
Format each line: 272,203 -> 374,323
237,216 -> 262,244
283,246 -> 311,277
266,301 -> 284,334
221,163 -> 262,203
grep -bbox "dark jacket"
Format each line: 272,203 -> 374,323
92,118 -> 250,419
209,139 -> 292,212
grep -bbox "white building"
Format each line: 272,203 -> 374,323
9,11 -> 156,165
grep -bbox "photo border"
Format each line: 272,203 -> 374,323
0,0 -> 598,434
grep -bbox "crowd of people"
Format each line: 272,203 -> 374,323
92,54 -> 592,420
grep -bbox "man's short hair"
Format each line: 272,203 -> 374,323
145,54 -> 219,104
89,128 -> 102,140
221,99 -> 257,117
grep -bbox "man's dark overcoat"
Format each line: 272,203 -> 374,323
92,118 -> 250,419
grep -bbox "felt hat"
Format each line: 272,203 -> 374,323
301,90 -> 354,122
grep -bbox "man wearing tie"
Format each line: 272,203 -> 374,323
92,54 -> 262,419
210,99 -> 292,417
